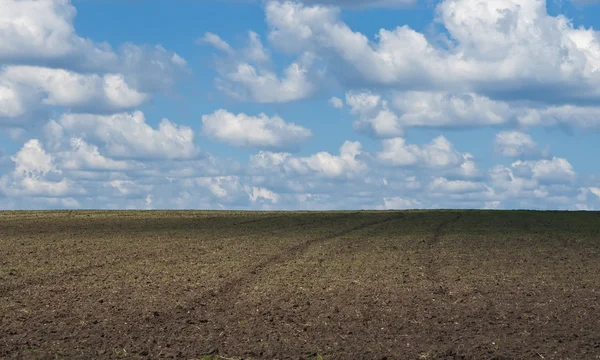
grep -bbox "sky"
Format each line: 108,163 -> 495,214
1,0 -> 600,210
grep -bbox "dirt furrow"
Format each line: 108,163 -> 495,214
182,214 -> 399,311
421,213 -> 462,282
428,213 -> 462,246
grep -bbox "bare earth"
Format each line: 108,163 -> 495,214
1,210 -> 600,359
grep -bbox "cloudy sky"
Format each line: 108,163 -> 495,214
1,0 -> 600,210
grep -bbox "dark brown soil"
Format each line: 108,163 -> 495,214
1,210 -> 600,359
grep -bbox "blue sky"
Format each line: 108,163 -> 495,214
1,0 -> 600,210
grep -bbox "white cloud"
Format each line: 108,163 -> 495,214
295,0 -> 415,8
428,177 -> 488,194
201,30 -> 318,103
12,139 -> 55,176
286,141 -> 366,178
245,31 -> 270,64
494,131 -> 539,158
194,176 -> 246,200
329,96 -> 343,109
458,154 -> 480,178
264,0 -> 600,104
0,139 -> 78,197
0,66 -> 147,116
252,141 -> 366,179
250,151 -> 291,169
0,83 -> 26,119
345,91 -> 381,114
59,138 -> 131,171
0,0 -> 186,129
108,179 -> 152,197
56,111 -> 198,160
517,106 -> 600,128
2,0 -> 598,212
512,157 -> 576,183
346,91 -> 405,138
0,134 -> 590,211
484,156 -> 579,208
380,197 -> 423,209
216,55 -> 317,103
353,106 -> 404,138
377,136 -> 466,168
249,186 -> 280,203
346,90 -> 516,137
389,91 -> 510,127
202,109 -> 312,151
117,44 -> 188,93
199,32 -> 234,54
484,201 -> 500,209
0,0 -> 115,66
488,165 -> 537,195
0,0 -> 186,78
343,89 -> 600,133
570,0 -> 600,4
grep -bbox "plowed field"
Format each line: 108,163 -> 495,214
1,211 -> 600,359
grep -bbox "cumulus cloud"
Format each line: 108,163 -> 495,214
329,96 -> 343,109
202,109 -> 312,151
512,157 -> 576,184
1,0 -> 597,211
295,0 -> 415,8
376,136 -> 466,168
359,110 -> 406,138
216,58 -> 317,103
484,156 -> 578,210
0,0 -> 186,130
458,154 -> 480,178
346,89 -> 600,133
287,141 -> 366,178
494,131 -> 541,158
570,0 -> 600,4
190,176 -> 280,206
0,133 -> 589,211
428,177 -> 488,194
0,0 -> 115,67
379,197 -> 423,210
488,165 -> 537,196
245,31 -> 271,64
0,66 -> 147,116
346,90 -> 516,137
194,176 -> 245,199
200,30 -> 318,103
54,111 -> 199,160
345,91 -> 381,114
0,82 -> 27,119
106,179 -> 152,198
249,186 -> 280,203
517,106 -> 600,128
0,0 -> 186,76
250,151 -> 291,169
264,0 -> 600,104
199,32 -> 234,54
389,91 -> 510,127
346,91 -> 404,138
59,138 -> 132,171
251,140 -> 366,178
0,139 -> 79,197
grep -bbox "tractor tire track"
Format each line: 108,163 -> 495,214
0,214 -> 353,297
427,213 -> 463,246
182,214 -> 400,311
421,213 -> 462,282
